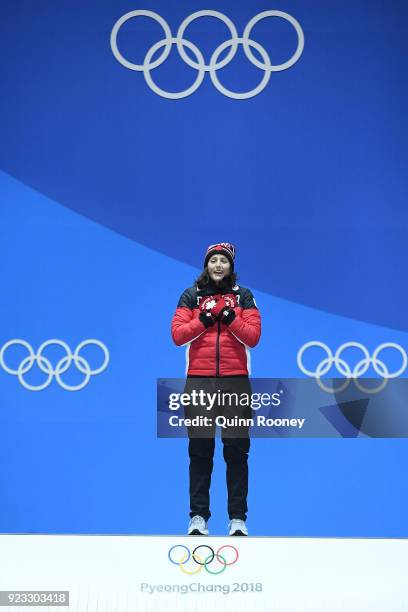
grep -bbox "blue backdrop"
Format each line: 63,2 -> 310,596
1,0 -> 407,536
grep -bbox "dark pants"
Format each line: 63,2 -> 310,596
184,376 -> 252,522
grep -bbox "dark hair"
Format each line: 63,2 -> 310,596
195,268 -> 238,289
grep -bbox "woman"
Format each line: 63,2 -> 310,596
171,243 -> 261,536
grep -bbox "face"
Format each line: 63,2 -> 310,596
207,254 -> 231,283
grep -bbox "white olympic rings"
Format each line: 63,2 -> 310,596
297,341 -> 408,394
0,339 -> 109,391
110,9 -> 305,99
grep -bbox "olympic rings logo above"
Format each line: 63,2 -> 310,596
110,9 -> 305,99
168,544 -> 238,575
297,341 -> 408,394
0,339 -> 109,392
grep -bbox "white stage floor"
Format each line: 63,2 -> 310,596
0,534 -> 407,611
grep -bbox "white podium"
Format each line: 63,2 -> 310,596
0,534 -> 406,611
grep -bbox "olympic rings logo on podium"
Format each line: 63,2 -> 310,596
168,544 -> 239,575
297,341 -> 408,394
0,339 -> 109,391
110,9 -> 305,99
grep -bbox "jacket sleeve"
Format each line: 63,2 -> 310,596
171,289 -> 206,347
228,289 -> 261,348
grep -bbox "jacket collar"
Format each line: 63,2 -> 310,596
197,279 -> 233,296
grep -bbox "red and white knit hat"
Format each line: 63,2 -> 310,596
204,243 -> 236,270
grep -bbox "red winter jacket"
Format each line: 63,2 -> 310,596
171,282 -> 261,376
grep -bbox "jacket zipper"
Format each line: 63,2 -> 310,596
216,319 -> 221,376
